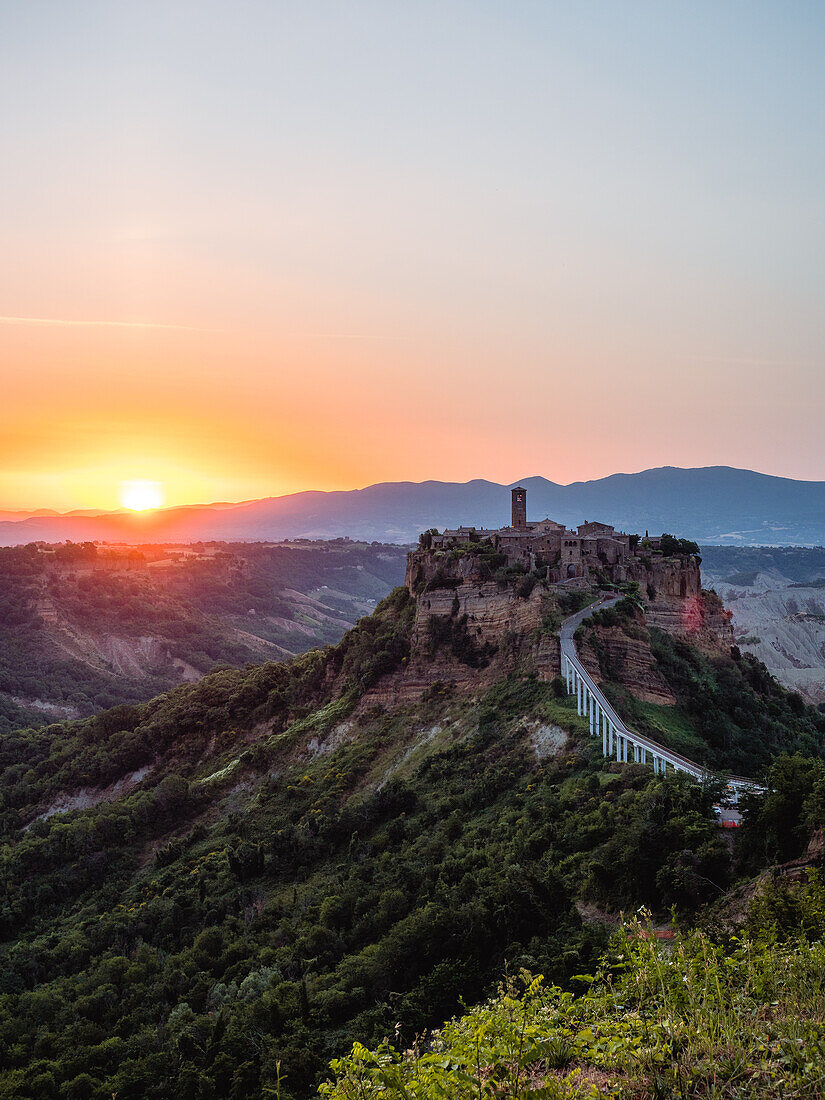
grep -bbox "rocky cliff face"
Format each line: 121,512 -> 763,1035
359,551 -> 562,705
407,549 -> 552,652
365,583 -> 560,706
577,625 -> 676,705
646,590 -> 734,655
622,554 -> 733,654
627,554 -> 701,600
373,547 -> 733,708
575,589 -> 733,710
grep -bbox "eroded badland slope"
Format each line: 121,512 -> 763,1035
1,546 -> 824,1098
0,541 -> 406,733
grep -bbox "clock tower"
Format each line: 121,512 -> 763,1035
511,486 -> 527,528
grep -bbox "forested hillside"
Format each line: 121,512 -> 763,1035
0,540 -> 406,733
1,581 -> 824,1098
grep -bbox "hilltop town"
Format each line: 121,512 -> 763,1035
382,487 -> 725,708
416,485 -> 696,587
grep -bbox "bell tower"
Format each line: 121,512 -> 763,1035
511,485 -> 527,528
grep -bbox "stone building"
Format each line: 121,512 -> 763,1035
431,485 -> 636,582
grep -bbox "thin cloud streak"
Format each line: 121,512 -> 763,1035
0,317 -> 383,339
689,355 -> 816,369
0,316 -> 218,333
296,332 -> 387,340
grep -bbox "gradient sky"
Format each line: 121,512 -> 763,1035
2,1 -> 824,510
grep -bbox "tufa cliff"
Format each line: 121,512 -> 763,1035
372,542 -> 733,706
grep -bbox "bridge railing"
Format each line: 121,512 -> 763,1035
561,612 -> 765,798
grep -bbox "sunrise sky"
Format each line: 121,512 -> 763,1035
2,2 -> 824,511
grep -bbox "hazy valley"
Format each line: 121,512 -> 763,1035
0,540 -> 406,734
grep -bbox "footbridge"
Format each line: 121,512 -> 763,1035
560,595 -> 765,802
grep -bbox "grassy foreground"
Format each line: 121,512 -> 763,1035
319,896 -> 825,1099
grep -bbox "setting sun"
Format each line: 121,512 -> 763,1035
118,479 -> 165,512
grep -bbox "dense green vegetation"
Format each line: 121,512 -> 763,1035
0,733 -> 733,1098
656,533 -> 701,558
0,541 -> 406,732
324,876 -> 825,1098
2,573 -> 825,1098
735,752 -> 825,870
0,584 -> 763,1099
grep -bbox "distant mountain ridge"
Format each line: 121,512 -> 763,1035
2,465 -> 825,546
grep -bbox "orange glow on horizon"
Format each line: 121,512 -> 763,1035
0,296 -> 820,514
118,480 -> 165,512
3,4 -> 824,513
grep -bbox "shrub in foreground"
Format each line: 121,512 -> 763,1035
320,904 -> 825,1099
